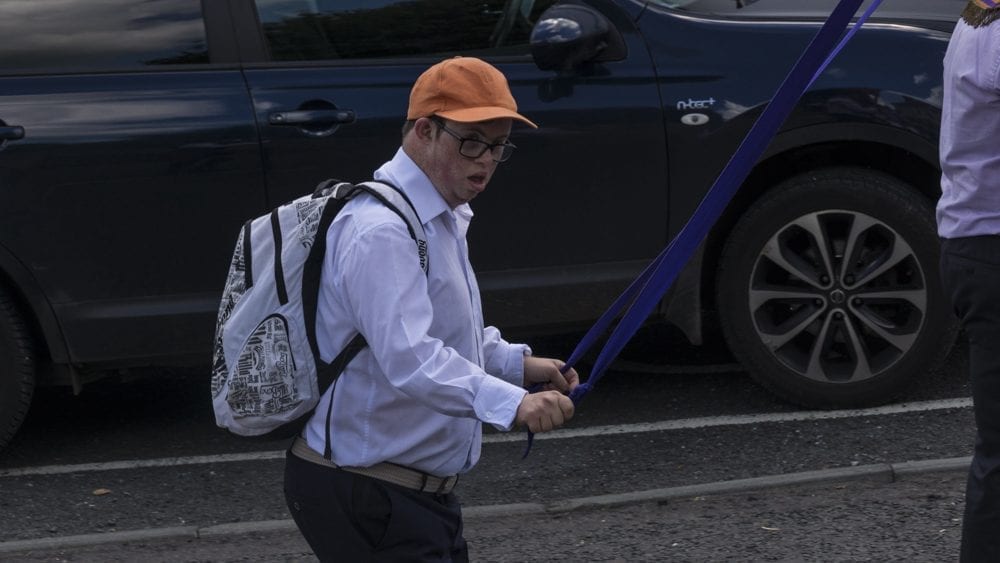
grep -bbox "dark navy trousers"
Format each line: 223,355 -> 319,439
284,450 -> 468,562
941,236 -> 1000,562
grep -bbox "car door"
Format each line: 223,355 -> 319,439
233,0 -> 667,330
0,0 -> 264,365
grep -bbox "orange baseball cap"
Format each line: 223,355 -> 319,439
407,57 -> 537,128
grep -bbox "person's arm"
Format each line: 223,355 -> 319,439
481,326 -> 580,393
336,216 -> 526,428
481,326 -> 528,386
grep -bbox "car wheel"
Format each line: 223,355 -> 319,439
0,285 -> 35,449
716,167 -> 956,408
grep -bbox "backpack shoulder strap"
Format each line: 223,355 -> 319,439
311,180 -> 429,458
307,179 -> 429,399
354,180 -> 428,274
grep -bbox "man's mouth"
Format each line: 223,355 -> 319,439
468,174 -> 487,189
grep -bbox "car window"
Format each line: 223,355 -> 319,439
253,0 -> 557,61
0,0 -> 208,74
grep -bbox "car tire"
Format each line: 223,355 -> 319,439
716,167 -> 957,408
0,285 -> 35,449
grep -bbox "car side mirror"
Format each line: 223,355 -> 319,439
530,3 -> 626,72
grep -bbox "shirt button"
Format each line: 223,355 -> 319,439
486,411 -> 493,418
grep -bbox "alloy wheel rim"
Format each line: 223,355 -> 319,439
747,210 -> 927,383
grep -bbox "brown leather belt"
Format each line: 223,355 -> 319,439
291,437 -> 459,495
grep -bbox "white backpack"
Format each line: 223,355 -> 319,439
211,180 -> 427,438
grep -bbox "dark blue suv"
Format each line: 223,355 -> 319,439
0,0 -> 964,448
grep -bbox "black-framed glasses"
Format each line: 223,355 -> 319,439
432,118 -> 517,163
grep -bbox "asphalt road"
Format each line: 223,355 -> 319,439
0,324 -> 976,561
0,468 -> 970,562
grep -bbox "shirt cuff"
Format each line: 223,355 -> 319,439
473,376 -> 528,432
502,343 -> 531,387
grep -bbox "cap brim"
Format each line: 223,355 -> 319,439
435,107 -> 538,129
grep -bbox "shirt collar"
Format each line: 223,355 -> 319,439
374,148 -> 473,227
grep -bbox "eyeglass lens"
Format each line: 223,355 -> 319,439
458,139 -> 515,162
434,119 -> 516,162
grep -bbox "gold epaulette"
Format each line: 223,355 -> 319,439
963,0 -> 1000,28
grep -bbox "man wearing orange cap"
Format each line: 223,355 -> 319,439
938,1 -> 1000,561
283,57 -> 579,561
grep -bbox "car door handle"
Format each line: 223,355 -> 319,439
0,125 -> 25,140
268,109 -> 356,126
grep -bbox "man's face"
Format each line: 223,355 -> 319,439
422,117 -> 514,208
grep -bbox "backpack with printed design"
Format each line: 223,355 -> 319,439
211,179 -> 427,439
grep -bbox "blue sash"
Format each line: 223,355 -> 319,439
525,0 -> 884,456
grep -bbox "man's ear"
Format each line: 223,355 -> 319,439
402,117 -> 435,163
413,117 -> 436,141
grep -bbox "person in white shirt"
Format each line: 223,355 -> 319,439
284,56 -> 579,562
938,2 -> 1000,560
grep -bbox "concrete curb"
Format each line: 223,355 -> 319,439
0,526 -> 201,553
0,456 -> 971,555
463,456 -> 972,518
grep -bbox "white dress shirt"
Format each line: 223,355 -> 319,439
303,148 -> 530,477
937,17 -> 1000,239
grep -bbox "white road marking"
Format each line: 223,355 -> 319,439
484,397 -> 974,443
0,397 -> 972,478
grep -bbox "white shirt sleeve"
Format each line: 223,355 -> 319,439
334,215 -> 527,428
482,326 -> 529,387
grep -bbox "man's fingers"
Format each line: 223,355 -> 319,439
563,366 -> 581,391
517,391 -> 574,433
558,394 -> 574,418
547,368 -> 569,392
529,410 -> 560,434
536,416 -> 554,434
525,357 -> 581,394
